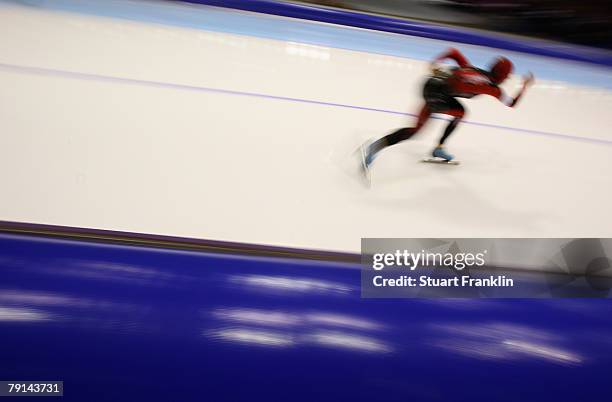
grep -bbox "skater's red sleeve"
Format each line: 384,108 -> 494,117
432,48 -> 471,68
451,77 -> 502,98
451,78 -> 519,106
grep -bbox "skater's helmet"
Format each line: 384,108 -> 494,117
489,57 -> 513,83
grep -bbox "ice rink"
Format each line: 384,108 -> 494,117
1,0 -> 611,253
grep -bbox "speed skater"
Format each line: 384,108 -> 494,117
363,48 -> 534,167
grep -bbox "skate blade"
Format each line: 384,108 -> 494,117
359,144 -> 372,187
421,158 -> 460,165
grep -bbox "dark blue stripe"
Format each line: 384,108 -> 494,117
179,0 -> 612,68
1,233 -> 612,401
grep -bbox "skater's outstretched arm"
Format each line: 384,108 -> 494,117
456,72 -> 535,107
431,48 -> 471,70
501,72 -> 534,107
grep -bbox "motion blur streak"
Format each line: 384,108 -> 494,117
229,274 -> 354,295
305,312 -> 383,331
208,328 -> 295,347
307,331 -> 391,353
430,322 -> 583,366
0,306 -> 51,322
503,340 -> 582,365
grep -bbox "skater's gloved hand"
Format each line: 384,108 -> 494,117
523,72 -> 534,87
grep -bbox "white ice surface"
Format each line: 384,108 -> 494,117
1,3 -> 611,253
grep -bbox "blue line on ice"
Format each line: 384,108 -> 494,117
2,62 -> 610,147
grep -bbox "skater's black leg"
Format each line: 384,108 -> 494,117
367,105 -> 431,162
369,127 -> 415,155
438,117 -> 461,145
437,101 -> 465,146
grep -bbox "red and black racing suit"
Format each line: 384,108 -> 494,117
368,48 -> 518,157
